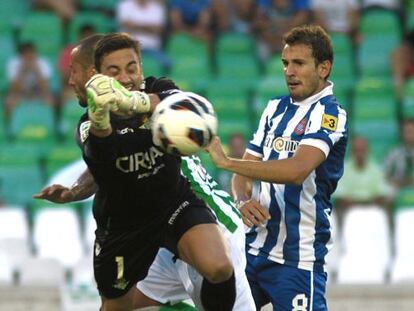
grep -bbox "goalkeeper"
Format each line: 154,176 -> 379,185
34,32 -> 252,311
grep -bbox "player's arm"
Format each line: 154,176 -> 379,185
33,168 -> 98,203
207,136 -> 325,185
231,152 -> 271,227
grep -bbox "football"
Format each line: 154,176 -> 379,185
151,92 -> 217,156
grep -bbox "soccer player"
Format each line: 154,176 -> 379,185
34,33 -> 241,311
206,25 -> 348,310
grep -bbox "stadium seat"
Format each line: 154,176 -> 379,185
0,252 -> 14,285
215,32 -> 260,80
71,256 -> 95,287
0,0 -> 29,34
357,36 -> 397,77
0,34 -> 15,93
84,204 -> 96,253
79,0 -> 117,11
9,100 -> 56,143
253,74 -> 286,117
167,34 -> 211,85
33,206 -> 84,268
0,163 -> 43,206
402,79 -> 414,118
324,211 -> 340,282
390,208 -> 414,283
337,206 -> 391,284
167,33 -> 208,59
19,12 -> 63,63
394,187 -> 414,211
0,207 -> 29,240
0,207 -> 31,270
44,143 -> 82,179
19,257 -> 66,286
359,9 -> 401,38
68,12 -> 114,44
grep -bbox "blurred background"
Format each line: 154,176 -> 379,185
0,0 -> 414,310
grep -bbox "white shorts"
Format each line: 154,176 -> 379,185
137,223 -> 255,311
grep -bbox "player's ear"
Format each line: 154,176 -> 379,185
88,66 -> 97,77
318,60 -> 331,80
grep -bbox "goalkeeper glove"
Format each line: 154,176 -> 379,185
86,74 -> 151,127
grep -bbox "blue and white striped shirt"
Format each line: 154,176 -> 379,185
246,82 -> 348,273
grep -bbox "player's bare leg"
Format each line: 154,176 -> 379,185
132,287 -> 161,309
100,286 -> 135,311
177,223 -> 236,311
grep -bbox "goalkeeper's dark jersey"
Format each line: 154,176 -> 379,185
75,77 -> 195,229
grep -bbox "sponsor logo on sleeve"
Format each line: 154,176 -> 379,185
80,121 -> 91,143
321,114 -> 338,131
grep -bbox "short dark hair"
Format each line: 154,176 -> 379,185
94,32 -> 141,72
17,41 -> 35,54
76,34 -> 105,69
283,25 -> 333,66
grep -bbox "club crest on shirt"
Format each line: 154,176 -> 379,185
321,114 -> 337,131
80,121 -> 91,143
273,137 -> 299,153
294,117 -> 307,135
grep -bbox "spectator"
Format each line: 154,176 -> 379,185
312,0 -> 361,45
117,0 -> 171,74
391,29 -> 414,99
4,42 -> 54,124
384,118 -> 414,192
252,0 -> 312,62
169,0 -> 213,43
334,136 -> 393,228
211,0 -> 257,34
58,24 -> 96,103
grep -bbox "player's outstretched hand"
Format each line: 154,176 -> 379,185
33,184 -> 75,204
237,199 -> 271,228
205,136 -> 229,169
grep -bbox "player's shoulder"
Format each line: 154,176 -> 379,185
319,94 -> 347,117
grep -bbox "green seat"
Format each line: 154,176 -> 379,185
264,53 -> 282,76
68,12 -> 114,44
216,32 -> 256,55
10,101 -> 56,143
0,164 -> 43,206
20,12 -> 63,63
357,35 -> 398,76
352,76 -> 397,120
167,33 -> 208,58
330,32 -> 353,57
352,119 -> 398,160
79,0 -> 118,11
44,144 -> 82,179
217,117 -> 252,144
60,98 -> 85,141
0,0 -> 29,33
142,55 -> 164,78
216,32 -> 260,80
253,74 -> 286,116
0,34 -> 15,93
394,187 -> 414,210
359,9 -> 401,37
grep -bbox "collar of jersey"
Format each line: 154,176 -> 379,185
291,80 -> 334,106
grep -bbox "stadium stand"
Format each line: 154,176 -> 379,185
1,1 -> 414,310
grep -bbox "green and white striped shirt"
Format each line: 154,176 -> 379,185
181,155 -> 241,233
